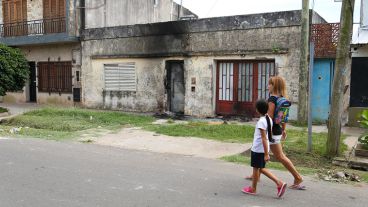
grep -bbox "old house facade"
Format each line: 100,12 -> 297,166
0,0 -> 81,105
81,10 -> 326,119
0,0 -> 193,105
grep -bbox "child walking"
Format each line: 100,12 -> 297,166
242,99 -> 287,198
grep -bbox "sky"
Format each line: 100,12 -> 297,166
173,0 -> 362,23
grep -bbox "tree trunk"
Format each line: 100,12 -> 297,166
298,0 -> 310,124
327,0 -> 355,157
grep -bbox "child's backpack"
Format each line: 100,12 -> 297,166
274,97 -> 291,124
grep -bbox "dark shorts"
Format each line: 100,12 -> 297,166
251,151 -> 266,169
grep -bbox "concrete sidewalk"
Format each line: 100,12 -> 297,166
0,103 -> 40,121
87,127 -> 250,159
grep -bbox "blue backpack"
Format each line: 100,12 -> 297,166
274,97 -> 291,124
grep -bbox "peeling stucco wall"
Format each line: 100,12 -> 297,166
68,0 -> 81,37
81,11 -> 303,117
84,58 -> 166,112
20,43 -> 78,61
85,0 -> 196,29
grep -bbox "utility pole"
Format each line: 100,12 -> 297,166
178,0 -> 183,19
327,0 -> 355,157
298,0 -> 310,124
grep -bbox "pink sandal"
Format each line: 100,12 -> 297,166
277,183 -> 287,198
242,186 -> 256,195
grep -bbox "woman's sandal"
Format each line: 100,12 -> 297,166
289,183 -> 306,190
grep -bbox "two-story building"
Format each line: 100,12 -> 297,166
0,0 -> 81,105
0,0 -> 194,105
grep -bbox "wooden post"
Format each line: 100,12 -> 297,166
327,0 -> 355,157
298,0 -> 310,124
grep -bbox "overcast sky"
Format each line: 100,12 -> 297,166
174,0 -> 362,23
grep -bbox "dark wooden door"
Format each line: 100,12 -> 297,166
350,57 -> 368,107
216,60 -> 275,117
166,61 -> 185,114
29,62 -> 37,102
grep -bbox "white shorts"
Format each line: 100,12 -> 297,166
270,135 -> 282,145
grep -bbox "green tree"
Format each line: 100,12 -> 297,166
0,44 -> 29,96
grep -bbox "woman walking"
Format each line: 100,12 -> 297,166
246,76 -> 305,190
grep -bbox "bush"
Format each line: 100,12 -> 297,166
0,44 -> 29,96
358,110 -> 368,149
0,107 -> 8,113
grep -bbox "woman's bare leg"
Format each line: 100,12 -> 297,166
270,143 -> 303,185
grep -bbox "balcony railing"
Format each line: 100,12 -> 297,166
311,23 -> 340,58
0,17 -> 66,37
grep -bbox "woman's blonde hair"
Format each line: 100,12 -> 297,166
269,76 -> 287,98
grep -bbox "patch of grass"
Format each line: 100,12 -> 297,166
221,154 -> 318,175
0,125 -> 73,140
360,172 -> 368,182
1,107 -> 155,140
288,120 -> 307,127
144,122 -> 255,143
0,107 -> 8,113
167,119 -> 175,124
219,125 -> 367,182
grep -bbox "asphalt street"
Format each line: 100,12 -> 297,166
0,138 -> 367,207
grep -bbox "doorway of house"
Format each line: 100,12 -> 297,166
312,59 -> 334,122
216,60 -> 275,117
28,62 -> 37,102
166,61 -> 185,114
350,57 -> 368,107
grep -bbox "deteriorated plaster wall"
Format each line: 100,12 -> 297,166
81,11 -> 303,117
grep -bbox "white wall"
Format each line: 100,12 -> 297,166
362,0 -> 368,28
85,0 -> 177,29
352,45 -> 368,57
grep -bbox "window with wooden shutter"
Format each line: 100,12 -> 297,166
2,0 -> 27,36
43,0 -> 66,34
43,0 -> 66,18
37,61 -> 73,93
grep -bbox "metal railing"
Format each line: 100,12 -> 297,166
0,17 -> 66,37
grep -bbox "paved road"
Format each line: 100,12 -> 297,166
0,138 -> 367,207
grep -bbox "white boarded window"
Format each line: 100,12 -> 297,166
104,63 -> 136,91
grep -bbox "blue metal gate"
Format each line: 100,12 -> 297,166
312,59 -> 334,122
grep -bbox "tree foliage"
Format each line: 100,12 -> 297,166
0,44 -> 29,96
